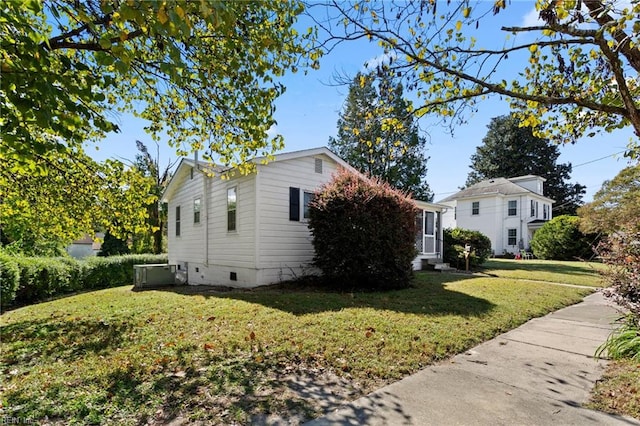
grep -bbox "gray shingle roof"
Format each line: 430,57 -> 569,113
438,177 -> 533,203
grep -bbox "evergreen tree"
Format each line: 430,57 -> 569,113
466,115 -> 585,215
98,231 -> 130,256
133,141 -> 176,254
329,72 -> 432,200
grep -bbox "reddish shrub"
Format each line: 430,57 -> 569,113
308,168 -> 417,290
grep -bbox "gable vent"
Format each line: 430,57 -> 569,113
314,158 -> 323,174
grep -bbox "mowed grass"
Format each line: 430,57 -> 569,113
1,272 -> 591,425
480,258 -> 605,287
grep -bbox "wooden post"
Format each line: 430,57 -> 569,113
464,244 -> 471,272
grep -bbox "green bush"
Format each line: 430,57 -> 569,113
0,254 -> 20,311
308,169 -> 417,290
443,228 -> 492,269
531,215 -> 596,260
12,257 -> 77,303
0,254 -> 167,309
83,254 -> 166,289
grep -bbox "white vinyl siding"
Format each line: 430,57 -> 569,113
209,175 -> 255,269
167,168 -> 206,265
256,155 -> 338,273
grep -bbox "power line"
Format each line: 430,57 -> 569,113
572,150 -> 627,168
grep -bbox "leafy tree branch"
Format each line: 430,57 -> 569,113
314,0 -> 640,154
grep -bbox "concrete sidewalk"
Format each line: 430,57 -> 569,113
307,291 -> 640,425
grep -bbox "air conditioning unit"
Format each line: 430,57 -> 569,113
134,264 -> 177,288
175,268 -> 188,285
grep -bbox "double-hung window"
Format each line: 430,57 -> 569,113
194,198 -> 201,224
471,201 -> 480,215
507,228 -> 517,246
289,187 -> 314,221
508,200 -> 517,216
175,206 -> 181,236
227,187 -> 237,232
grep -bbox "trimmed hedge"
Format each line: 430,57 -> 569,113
0,254 -> 167,310
0,254 -> 20,310
444,228 -> 492,269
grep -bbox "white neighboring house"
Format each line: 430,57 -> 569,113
161,147 -> 443,288
66,232 -> 104,258
438,175 -> 554,255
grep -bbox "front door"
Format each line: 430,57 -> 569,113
424,211 -> 436,254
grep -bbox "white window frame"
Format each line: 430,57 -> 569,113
508,200 -> 517,216
227,187 -> 237,232
193,197 -> 201,224
175,205 -> 181,237
507,228 -> 517,246
302,191 -> 314,220
471,201 -> 480,216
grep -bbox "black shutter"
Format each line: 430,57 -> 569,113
289,187 -> 300,221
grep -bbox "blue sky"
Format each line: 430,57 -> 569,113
88,1 -> 636,202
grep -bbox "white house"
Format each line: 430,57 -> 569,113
161,147 -> 443,288
438,175 -> 554,255
66,232 -> 104,258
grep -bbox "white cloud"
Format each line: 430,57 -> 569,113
364,51 -> 397,71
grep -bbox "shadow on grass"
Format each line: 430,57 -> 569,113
480,259 -> 601,278
143,272 -> 495,317
1,316 -> 134,365
2,341 -> 327,425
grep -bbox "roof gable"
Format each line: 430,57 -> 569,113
161,147 -> 356,202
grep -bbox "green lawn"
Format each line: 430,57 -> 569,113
0,271 -> 590,425
479,258 -> 606,287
